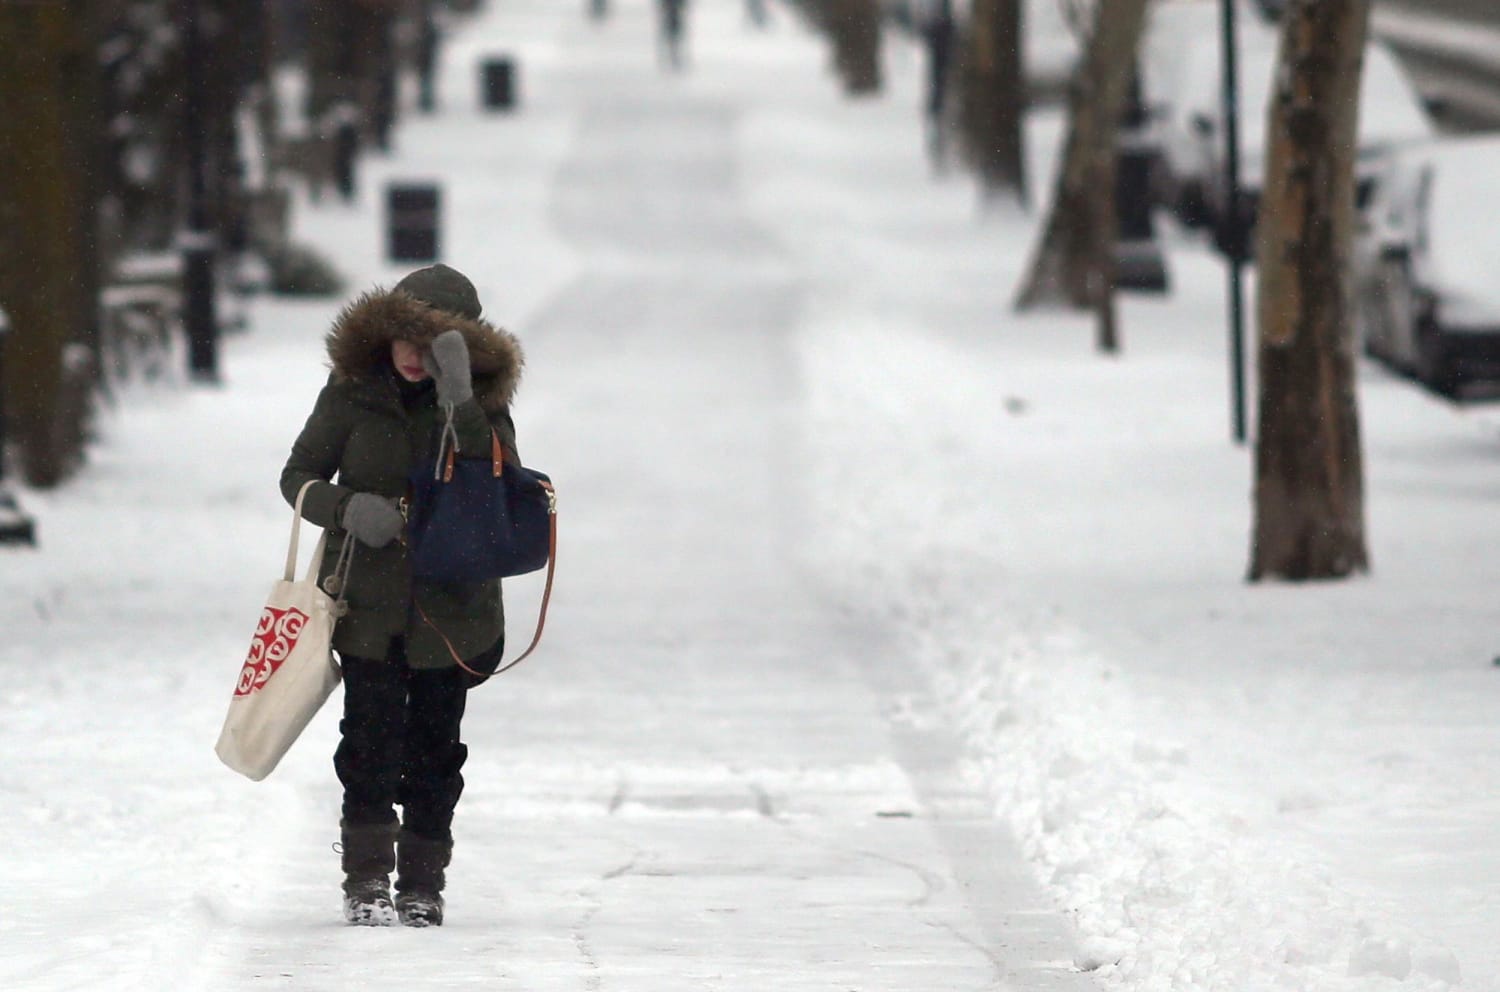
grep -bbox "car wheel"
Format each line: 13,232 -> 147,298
1416,315 -> 1462,396
1178,183 -> 1209,229
1355,276 -> 1385,360
1359,299 -> 1382,360
1371,257 -> 1413,369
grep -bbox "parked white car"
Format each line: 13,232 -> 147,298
1144,2 -> 1433,232
1355,134 -> 1500,394
1141,0 -> 1279,226
1197,38 -> 1434,235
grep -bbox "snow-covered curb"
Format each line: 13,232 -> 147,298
785,311 -> 1462,991
727,18 -> 1472,985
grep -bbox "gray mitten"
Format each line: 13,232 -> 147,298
340,493 -> 404,548
421,329 -> 473,408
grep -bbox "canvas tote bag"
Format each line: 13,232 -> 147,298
215,480 -> 351,781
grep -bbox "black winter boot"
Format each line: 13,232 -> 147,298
341,821 -> 399,926
395,829 -> 452,927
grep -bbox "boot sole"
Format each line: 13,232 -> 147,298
400,916 -> 441,928
345,909 -> 398,926
396,895 -> 444,927
344,898 -> 399,926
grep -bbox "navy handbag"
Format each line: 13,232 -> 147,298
406,428 -> 555,583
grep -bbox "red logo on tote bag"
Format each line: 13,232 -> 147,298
235,606 -> 311,696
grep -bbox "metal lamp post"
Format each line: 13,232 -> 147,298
1221,0 -> 1249,444
181,0 -> 220,383
417,0 -> 439,112
0,306 -> 38,546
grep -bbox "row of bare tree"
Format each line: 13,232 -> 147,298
799,0 -> 1372,584
0,0 -> 465,489
3,0 -> 1378,584
786,0 -> 1030,192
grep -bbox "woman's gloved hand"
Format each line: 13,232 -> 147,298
340,492 -> 405,548
421,329 -> 473,408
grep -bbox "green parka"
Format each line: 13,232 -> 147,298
280,288 -> 524,669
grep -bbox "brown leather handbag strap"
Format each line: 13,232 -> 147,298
441,429 -> 507,483
417,478 -> 557,681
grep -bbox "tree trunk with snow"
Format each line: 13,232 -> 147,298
305,0 -> 398,198
959,0 -> 1027,204
825,0 -> 882,96
1012,0 -> 1148,354
0,4 -> 98,487
1249,0 -> 1371,581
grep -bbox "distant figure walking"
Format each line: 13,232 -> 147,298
919,0 -> 956,165
588,0 -> 607,20
658,0 -> 690,70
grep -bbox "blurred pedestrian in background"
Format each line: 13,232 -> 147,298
919,0 -> 956,164
659,0 -> 690,69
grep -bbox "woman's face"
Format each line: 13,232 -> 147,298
391,340 -> 429,383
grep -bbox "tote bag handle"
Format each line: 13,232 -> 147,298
287,480 -> 353,604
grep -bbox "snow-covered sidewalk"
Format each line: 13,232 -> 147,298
2,2 -> 1092,990
5,1 -> 1500,990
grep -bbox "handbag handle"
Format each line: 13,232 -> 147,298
440,429 -> 507,483
483,479 -> 556,676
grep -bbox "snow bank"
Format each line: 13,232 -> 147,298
735,24 -> 1475,989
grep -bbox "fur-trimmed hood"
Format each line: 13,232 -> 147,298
325,288 -> 524,411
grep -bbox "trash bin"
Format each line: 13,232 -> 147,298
1115,128 -> 1168,293
387,184 -> 441,263
481,57 -> 517,111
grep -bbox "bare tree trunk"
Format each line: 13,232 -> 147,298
1013,0 -> 1148,354
825,0 -> 882,96
304,0 -> 403,198
70,2 -> 107,377
305,0 -> 362,199
960,0 -> 1027,204
1249,0 -> 1371,581
354,1 -> 399,151
0,4 -> 96,487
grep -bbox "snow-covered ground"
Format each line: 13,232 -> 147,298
3,2 -> 1499,991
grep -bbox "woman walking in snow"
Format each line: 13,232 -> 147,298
280,264 -> 524,926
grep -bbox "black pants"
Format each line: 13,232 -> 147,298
335,641 -> 468,842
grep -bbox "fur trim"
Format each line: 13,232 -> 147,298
325,289 -> 524,410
